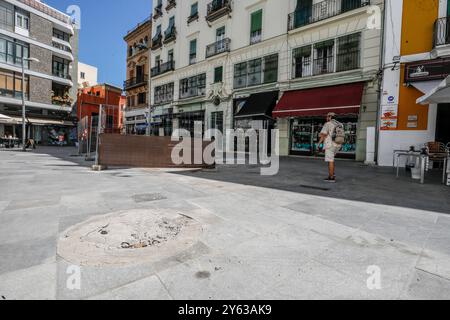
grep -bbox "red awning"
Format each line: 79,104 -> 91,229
273,83 -> 365,118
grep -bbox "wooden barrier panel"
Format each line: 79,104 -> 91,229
98,134 -> 211,168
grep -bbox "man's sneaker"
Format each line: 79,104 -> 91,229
324,177 -> 336,183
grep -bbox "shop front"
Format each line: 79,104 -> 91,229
233,91 -> 279,152
1,116 -> 76,146
416,74 -> 450,145
273,83 -> 364,159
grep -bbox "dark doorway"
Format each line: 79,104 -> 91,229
436,104 -> 450,145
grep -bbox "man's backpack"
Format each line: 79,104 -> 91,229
332,120 -> 345,145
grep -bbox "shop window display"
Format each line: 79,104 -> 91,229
290,116 -> 357,159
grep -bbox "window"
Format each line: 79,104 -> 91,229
52,56 -> 71,79
233,54 -> 278,89
189,39 -> 197,65
138,92 -> 146,104
179,73 -> 206,99
250,10 -> 262,44
263,54 -> 278,83
15,12 -> 29,30
165,16 -> 175,38
234,62 -> 247,89
154,83 -> 174,104
336,33 -> 360,72
0,2 -> 14,32
293,45 -> 312,78
214,66 -> 223,83
210,111 -> 224,134
0,36 -> 29,67
0,70 -> 29,99
53,29 -> 70,42
247,58 -> 262,86
313,40 -> 335,75
190,2 -> 198,18
168,49 -> 174,62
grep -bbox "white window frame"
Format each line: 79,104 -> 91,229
15,12 -> 29,30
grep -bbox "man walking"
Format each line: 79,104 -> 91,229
317,113 -> 344,183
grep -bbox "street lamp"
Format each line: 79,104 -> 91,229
21,57 -> 40,151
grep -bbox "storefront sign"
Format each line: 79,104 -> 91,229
380,105 -> 398,130
405,58 -> 450,83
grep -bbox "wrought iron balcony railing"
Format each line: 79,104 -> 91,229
206,38 -> 231,58
163,27 -> 177,44
124,75 -> 148,90
151,35 -> 162,50
153,4 -> 163,20
434,16 -> 450,47
166,0 -> 176,11
206,0 -> 232,23
288,0 -> 370,31
151,60 -> 175,77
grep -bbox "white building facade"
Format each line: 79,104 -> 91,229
78,62 -> 98,88
150,0 -> 383,162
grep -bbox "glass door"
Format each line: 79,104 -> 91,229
291,119 -> 313,155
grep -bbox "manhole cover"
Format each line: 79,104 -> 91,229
57,209 -> 202,266
133,193 -> 167,203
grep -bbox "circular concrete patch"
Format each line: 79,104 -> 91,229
57,209 -> 202,267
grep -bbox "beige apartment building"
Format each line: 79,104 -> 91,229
123,16 -> 151,135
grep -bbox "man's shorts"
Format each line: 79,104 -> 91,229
325,145 -> 341,163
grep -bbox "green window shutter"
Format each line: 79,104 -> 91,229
190,40 -> 197,54
191,3 -> 198,16
250,10 -> 263,33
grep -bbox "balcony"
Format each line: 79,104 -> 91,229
163,27 -> 177,44
151,35 -> 162,50
189,53 -> 197,65
124,75 -> 149,90
250,30 -> 262,45
151,61 -> 175,77
288,0 -> 370,31
153,5 -> 163,20
52,95 -> 73,107
166,0 -> 176,12
52,70 -> 72,80
188,12 -> 199,24
52,41 -> 72,53
434,17 -> 450,47
206,38 -> 231,58
206,0 -> 232,23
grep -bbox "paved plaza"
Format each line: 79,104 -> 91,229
0,147 -> 449,300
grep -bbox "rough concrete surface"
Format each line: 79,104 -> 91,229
0,147 -> 449,300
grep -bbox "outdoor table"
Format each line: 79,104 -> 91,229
0,137 -> 19,148
393,149 -> 411,168
396,152 -> 428,184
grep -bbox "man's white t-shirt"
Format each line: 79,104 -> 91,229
320,121 -> 339,150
